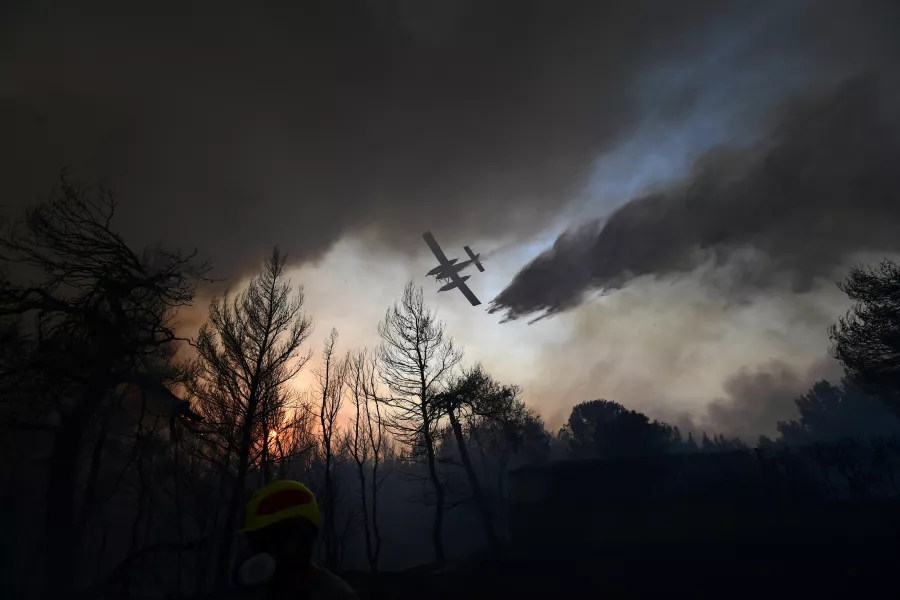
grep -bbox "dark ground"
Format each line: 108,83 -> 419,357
343,540 -> 899,599
342,503 -> 900,599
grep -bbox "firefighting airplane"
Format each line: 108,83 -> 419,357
422,231 -> 484,306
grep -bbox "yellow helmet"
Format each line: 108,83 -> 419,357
239,480 -> 320,533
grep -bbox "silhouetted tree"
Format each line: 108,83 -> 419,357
0,176 -> 209,600
698,432 -> 746,452
830,259 -> 900,412
255,378 -> 313,486
365,365 -> 391,573
470,398 -> 552,479
560,399 -> 745,460
192,246 -> 313,594
269,396 -> 317,481
560,400 -> 676,459
684,432 -> 700,453
313,328 -> 347,569
347,348 -> 390,574
377,282 -> 462,566
435,364 -> 516,550
777,378 -> 900,445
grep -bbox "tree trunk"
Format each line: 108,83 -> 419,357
355,462 -> 375,572
42,413 -> 87,600
323,444 -> 336,568
78,415 -> 109,531
261,424 -> 272,485
200,460 -> 232,591
422,423 -> 446,566
212,397 -> 258,594
367,400 -> 385,572
448,409 -> 501,550
174,436 -> 185,596
41,375 -> 110,600
371,459 -> 383,570
41,373 -> 112,600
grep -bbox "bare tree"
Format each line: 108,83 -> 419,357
271,394 -> 317,481
348,349 -> 390,573
255,382 -> 315,486
0,175 -> 209,600
192,246 -> 313,594
332,429 -> 357,571
313,328 -> 346,569
256,381 -> 283,486
377,282 -> 462,566
347,350 -> 373,571
362,354 -> 390,571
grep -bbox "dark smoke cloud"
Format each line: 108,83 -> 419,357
4,0 -> 895,282
490,73 -> 900,322
696,357 -> 843,441
0,0 -> 736,278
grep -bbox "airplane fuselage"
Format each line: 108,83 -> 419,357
426,257 -> 457,277
428,255 -> 480,280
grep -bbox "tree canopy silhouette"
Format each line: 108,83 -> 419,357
561,400 -> 679,459
0,174 -> 210,600
776,378 -> 900,445
559,399 -> 745,460
830,259 -> 900,413
435,364 -> 522,550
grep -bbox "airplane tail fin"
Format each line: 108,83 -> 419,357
464,246 -> 485,272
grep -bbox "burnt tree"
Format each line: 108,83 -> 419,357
0,175 -> 209,600
377,282 -> 461,566
193,246 -> 313,594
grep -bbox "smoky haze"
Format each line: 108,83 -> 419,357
3,0 -> 895,282
490,75 -> 900,322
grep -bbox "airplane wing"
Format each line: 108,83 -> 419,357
422,231 -> 450,265
448,270 -> 481,306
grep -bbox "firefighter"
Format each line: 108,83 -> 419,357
235,480 -> 358,599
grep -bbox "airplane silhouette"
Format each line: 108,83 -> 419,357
422,231 -> 484,306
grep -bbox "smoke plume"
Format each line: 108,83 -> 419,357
490,76 -> 900,322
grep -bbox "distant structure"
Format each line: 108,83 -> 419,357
422,230 -> 484,306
